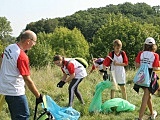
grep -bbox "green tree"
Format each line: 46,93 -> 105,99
28,32 -> 54,68
25,18 -> 59,34
91,13 -> 160,68
27,27 -> 90,68
49,27 -> 89,59
0,17 -> 14,53
0,40 -> 5,54
0,17 -> 12,39
59,10 -> 109,43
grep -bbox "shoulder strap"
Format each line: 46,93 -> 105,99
107,56 -> 114,61
111,51 -> 114,59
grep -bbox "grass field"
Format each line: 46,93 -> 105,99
0,65 -> 160,120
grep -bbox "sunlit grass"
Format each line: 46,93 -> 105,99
1,65 -> 160,120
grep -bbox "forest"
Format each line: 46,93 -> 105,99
1,2 -> 160,68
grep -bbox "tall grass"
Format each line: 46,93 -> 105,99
1,65 -> 160,120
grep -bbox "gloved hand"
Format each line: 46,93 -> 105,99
103,71 -> 108,81
57,81 -> 66,88
36,94 -> 43,105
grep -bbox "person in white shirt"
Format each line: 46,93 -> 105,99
103,39 -> 128,100
134,37 -> 159,120
53,55 -> 87,107
0,30 -> 42,120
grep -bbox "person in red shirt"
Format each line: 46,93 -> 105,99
53,55 -> 87,107
0,30 -> 42,120
134,37 -> 159,120
103,39 -> 128,100
89,58 -> 109,80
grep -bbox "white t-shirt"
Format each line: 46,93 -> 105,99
0,44 -> 30,96
140,51 -> 155,68
111,54 -> 126,84
62,58 -> 87,78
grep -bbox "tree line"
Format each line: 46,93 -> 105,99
1,2 -> 160,68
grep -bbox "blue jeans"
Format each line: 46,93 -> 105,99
5,95 -> 30,120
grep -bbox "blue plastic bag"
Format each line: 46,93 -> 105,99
42,95 -> 80,120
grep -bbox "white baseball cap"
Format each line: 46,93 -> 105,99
145,37 -> 155,45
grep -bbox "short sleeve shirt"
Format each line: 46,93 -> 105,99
135,51 -> 159,68
0,43 -> 30,96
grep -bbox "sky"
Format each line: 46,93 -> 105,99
0,0 -> 160,37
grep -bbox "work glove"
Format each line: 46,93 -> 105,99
57,81 -> 66,88
36,94 -> 43,105
103,71 -> 108,81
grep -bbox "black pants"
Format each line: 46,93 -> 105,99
68,78 -> 84,106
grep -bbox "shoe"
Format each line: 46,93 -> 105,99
149,110 -> 157,120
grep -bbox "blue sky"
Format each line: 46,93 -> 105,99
0,0 -> 160,37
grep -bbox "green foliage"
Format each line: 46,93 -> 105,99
27,27 -> 89,68
59,11 -> 108,43
2,2 -> 160,69
58,2 -> 160,43
25,2 -> 160,44
25,18 -> 59,34
24,2 -> 160,69
49,27 -> 89,59
0,17 -> 15,46
18,23 -> 90,68
0,40 -> 5,54
27,32 -> 55,68
0,17 -> 12,39
91,13 -> 160,67
0,38 -> 13,54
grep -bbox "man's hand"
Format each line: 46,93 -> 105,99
36,94 -> 43,105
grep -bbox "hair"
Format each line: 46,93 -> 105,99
143,44 -> 157,52
113,39 -> 122,47
53,55 -> 63,61
20,30 -> 35,42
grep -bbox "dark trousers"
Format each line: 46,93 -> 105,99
68,78 -> 84,106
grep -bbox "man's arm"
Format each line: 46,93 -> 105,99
23,75 -> 40,98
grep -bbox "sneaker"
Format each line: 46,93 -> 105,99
149,110 -> 157,120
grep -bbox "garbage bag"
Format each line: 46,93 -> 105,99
43,95 -> 80,120
101,98 -> 135,113
89,80 -> 112,112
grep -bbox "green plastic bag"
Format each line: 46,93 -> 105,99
101,98 -> 135,113
89,81 -> 135,113
89,80 -> 112,112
